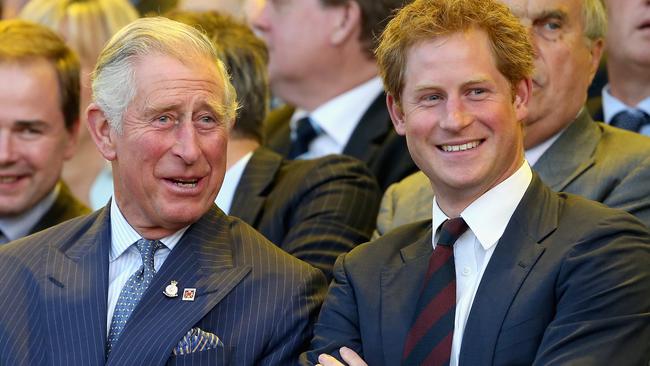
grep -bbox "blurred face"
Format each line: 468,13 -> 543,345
388,29 -> 530,215
250,0 -> 343,98
0,60 -> 77,217
605,0 -> 650,68
502,0 -> 602,148
96,55 -> 229,237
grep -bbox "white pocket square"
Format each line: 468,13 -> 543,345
172,327 -> 224,356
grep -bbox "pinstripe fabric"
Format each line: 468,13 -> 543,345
264,95 -> 418,192
229,147 -> 381,280
0,205 -> 327,366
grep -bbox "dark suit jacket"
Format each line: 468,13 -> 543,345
301,174 -> 650,365
0,205 -> 327,366
264,94 -> 418,191
28,181 -> 90,235
230,147 -> 381,280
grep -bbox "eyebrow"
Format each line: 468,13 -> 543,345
462,78 -> 491,87
14,120 -> 49,128
534,9 -> 568,22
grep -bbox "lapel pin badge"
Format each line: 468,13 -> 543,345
182,288 -> 196,301
163,280 -> 179,298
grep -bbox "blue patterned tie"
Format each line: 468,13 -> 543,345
106,239 -> 163,355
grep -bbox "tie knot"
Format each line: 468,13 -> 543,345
289,117 -> 320,159
437,217 -> 468,247
611,110 -> 650,132
135,238 -> 163,264
295,117 -> 319,140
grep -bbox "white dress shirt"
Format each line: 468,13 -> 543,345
106,198 -> 188,333
290,77 -> 384,159
0,183 -> 59,242
215,151 -> 253,214
431,162 -> 533,366
602,85 -> 650,136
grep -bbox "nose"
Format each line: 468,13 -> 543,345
0,129 -> 16,166
249,0 -> 270,35
172,121 -> 201,165
439,98 -> 473,132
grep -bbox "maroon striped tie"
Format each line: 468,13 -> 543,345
402,217 -> 468,366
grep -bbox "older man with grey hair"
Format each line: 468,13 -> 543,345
0,16 -> 326,366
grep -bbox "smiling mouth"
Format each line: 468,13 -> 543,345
169,178 -> 199,188
439,140 -> 482,152
0,176 -> 20,184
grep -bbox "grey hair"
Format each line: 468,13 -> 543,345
91,16 -> 238,132
583,0 -> 607,44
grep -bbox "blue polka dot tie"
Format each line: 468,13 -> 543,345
106,239 -> 163,355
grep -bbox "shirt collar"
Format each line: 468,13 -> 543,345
602,84 -> 650,123
215,151 -> 253,214
0,182 -> 60,241
291,77 -> 384,147
432,161 -> 533,250
109,198 -> 188,262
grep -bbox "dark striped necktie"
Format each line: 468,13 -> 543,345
402,217 -> 468,366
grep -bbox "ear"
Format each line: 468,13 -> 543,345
387,93 -> 407,136
86,103 -> 117,161
329,1 -> 362,46
587,38 -> 605,84
513,78 -> 532,122
62,117 -> 81,161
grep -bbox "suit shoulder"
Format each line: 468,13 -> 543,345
555,192 -> 649,242
345,219 -> 432,266
281,154 -> 375,181
597,122 -> 650,158
3,211 -> 100,255
264,105 -> 294,136
227,215 -> 326,276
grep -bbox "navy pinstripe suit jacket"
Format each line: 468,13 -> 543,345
0,205 -> 327,365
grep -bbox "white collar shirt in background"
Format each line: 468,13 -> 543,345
602,85 -> 650,136
215,151 -> 253,214
290,77 -> 384,159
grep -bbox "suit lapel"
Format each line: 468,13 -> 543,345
44,208 -> 111,365
380,226 -> 433,366
106,206 -> 251,366
229,147 -> 283,226
459,175 -> 558,365
265,105 -> 295,157
343,93 -> 391,163
534,109 -> 600,191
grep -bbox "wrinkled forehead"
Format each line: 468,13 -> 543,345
501,0 -> 581,23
